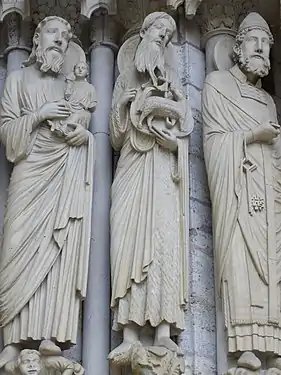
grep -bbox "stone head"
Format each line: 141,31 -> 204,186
34,16 -> 72,55
17,350 -> 41,375
135,12 -> 176,81
233,12 -> 274,79
140,12 -> 176,50
74,61 -> 89,79
25,16 -> 73,73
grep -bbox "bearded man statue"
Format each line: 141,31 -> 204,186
0,16 -> 95,367
202,12 -> 281,370
109,11 -> 193,361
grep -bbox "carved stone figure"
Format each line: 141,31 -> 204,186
4,341 -> 84,375
48,61 -> 97,137
202,12 -> 281,370
109,11 -> 193,369
0,16 -> 95,367
110,341 -> 184,375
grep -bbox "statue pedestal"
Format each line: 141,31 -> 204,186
108,341 -> 185,375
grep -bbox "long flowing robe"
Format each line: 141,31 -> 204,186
202,64 -> 281,354
110,68 -> 193,332
0,65 -> 95,348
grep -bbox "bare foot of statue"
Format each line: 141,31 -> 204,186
0,344 -> 20,368
153,337 -> 183,356
108,340 -> 135,361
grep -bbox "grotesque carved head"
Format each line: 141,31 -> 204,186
17,350 -> 41,375
25,16 -> 73,74
135,12 -> 176,82
233,12 -> 274,79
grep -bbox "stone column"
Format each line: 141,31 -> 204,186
0,53 -> 6,358
197,3 -> 238,374
3,12 -> 34,75
82,12 -> 119,375
175,7 -> 216,375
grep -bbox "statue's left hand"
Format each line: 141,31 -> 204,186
65,123 -> 89,147
153,128 -> 178,153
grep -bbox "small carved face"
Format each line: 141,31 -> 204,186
241,29 -> 270,62
19,352 -> 41,375
74,62 -> 88,78
39,19 -> 70,55
141,18 -> 174,49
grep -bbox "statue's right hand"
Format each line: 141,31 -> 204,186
252,121 -> 280,143
119,89 -> 137,107
38,101 -> 71,122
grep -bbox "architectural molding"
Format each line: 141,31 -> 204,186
0,0 -> 30,21
89,12 -> 122,52
3,12 -> 34,54
81,0 -> 117,19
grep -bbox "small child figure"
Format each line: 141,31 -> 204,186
48,61 -> 97,136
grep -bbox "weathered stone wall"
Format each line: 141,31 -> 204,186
176,12 -> 216,375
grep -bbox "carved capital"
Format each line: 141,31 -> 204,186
3,12 -> 34,54
199,3 -> 237,38
198,0 -> 264,41
90,12 -> 122,51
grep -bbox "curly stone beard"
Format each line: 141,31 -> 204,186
238,52 -> 271,78
135,38 -> 165,84
36,46 -> 65,74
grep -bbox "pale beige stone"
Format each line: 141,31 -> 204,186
0,15 -> 96,367
109,10 -> 193,366
202,10 -> 281,369
4,341 -> 84,375
237,352 -> 261,371
225,352 -> 261,375
109,341 -> 184,375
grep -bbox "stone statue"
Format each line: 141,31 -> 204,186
202,12 -> 281,372
0,16 -> 95,368
48,61 -> 96,137
4,341 -> 84,375
109,11 -> 193,372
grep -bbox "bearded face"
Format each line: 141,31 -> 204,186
135,37 -> 165,80
18,351 -> 41,375
35,19 -> 70,74
35,47 -> 65,74
135,17 -> 174,83
237,29 -> 271,78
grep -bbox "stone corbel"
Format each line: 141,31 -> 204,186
0,0 -> 30,22
81,0 -> 117,19
108,341 -> 185,375
166,0 -> 202,19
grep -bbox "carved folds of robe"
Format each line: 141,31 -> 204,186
110,69 -> 193,332
203,64 -> 281,354
0,66 -> 95,348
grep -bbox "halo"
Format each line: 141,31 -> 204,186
117,34 -> 140,74
117,34 -> 177,75
213,35 -> 235,71
63,40 -> 86,76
